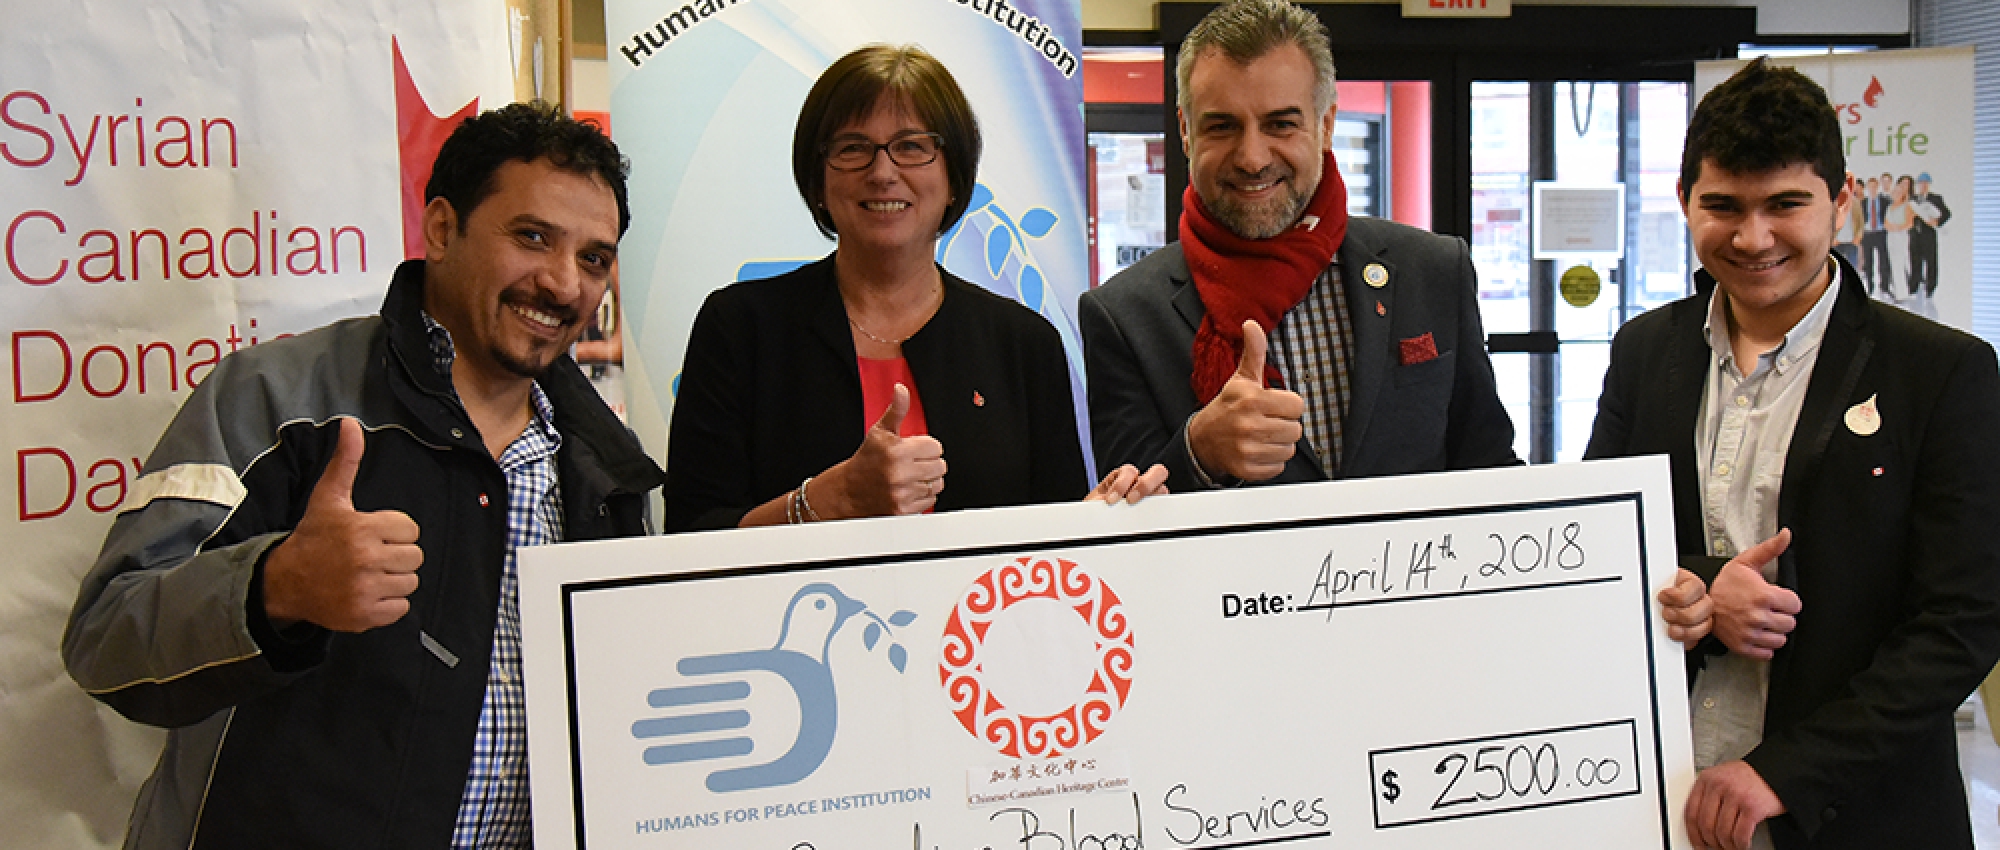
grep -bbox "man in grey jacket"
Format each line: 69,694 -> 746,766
62,102 -> 664,850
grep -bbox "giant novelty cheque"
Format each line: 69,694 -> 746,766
521,456 -> 1696,849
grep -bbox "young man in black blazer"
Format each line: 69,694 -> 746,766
1586,59 -> 2000,849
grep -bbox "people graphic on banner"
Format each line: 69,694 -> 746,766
1852,170 -> 1951,320
1905,171 -> 1949,317
1882,174 -> 1914,304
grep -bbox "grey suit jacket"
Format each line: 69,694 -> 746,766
1079,216 -> 1519,492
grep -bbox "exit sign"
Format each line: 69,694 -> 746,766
1403,0 -> 1511,17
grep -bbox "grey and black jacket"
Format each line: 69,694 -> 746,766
62,259 -> 665,849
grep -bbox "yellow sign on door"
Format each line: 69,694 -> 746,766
1561,264 -> 1602,308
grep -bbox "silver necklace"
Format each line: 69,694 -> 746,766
846,283 -> 943,346
848,315 -> 912,346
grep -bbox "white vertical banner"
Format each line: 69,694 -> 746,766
0,2 -> 511,845
605,0 -> 1091,472
1697,48 -> 1975,331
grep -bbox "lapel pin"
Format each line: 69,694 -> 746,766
1376,301 -> 1386,317
1363,263 -> 1389,288
972,390 -> 986,407
1844,393 -> 1881,436
1872,467 -> 1885,477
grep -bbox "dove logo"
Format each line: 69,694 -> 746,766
631,582 -> 916,793
941,558 -> 1135,758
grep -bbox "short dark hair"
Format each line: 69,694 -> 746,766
426,100 -> 631,236
1680,58 -> 1844,202
791,45 -> 981,240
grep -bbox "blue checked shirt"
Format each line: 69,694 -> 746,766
1269,260 -> 1353,476
422,313 -> 563,849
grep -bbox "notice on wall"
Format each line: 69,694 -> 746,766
1532,183 -> 1624,258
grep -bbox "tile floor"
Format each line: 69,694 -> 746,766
1963,692 -> 2000,848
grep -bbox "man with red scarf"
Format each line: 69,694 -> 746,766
1080,0 -> 1517,493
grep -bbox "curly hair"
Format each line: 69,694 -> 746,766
425,100 -> 632,235
791,45 -> 982,240
1680,57 -> 1844,201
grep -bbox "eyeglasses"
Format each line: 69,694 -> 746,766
824,132 -> 944,172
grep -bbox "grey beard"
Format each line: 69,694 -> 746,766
1205,185 -> 1311,240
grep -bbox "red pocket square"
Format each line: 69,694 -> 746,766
1399,332 -> 1439,366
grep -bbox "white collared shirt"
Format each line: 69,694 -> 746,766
1687,261 -> 1842,850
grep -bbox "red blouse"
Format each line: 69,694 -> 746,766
856,355 -> 929,437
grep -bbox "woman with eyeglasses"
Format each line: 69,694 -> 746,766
666,44 -> 1166,531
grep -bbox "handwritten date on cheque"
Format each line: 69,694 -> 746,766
1221,522 -> 1595,620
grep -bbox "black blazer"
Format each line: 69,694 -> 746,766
1078,216 -> 1519,491
666,255 -> 1087,531
1584,253 -> 2000,848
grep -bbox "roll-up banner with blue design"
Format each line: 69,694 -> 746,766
606,0 -> 1091,476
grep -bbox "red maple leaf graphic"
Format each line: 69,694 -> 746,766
1863,75 -> 1885,108
393,37 -> 479,261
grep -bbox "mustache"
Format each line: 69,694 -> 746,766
1226,165 -> 1291,181
500,290 -> 581,324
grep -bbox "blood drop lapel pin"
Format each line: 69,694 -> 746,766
1845,393 -> 1881,436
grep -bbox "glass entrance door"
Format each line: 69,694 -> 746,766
1471,80 -> 1691,462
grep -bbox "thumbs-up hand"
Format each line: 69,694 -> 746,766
1709,528 -> 1799,660
824,383 -> 947,518
1188,320 -> 1305,482
261,417 -> 424,633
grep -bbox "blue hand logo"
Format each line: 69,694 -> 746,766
632,582 -> 915,793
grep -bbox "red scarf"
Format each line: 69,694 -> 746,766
1181,149 -> 1349,405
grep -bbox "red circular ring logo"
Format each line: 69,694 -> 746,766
939,557 -> 1135,757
